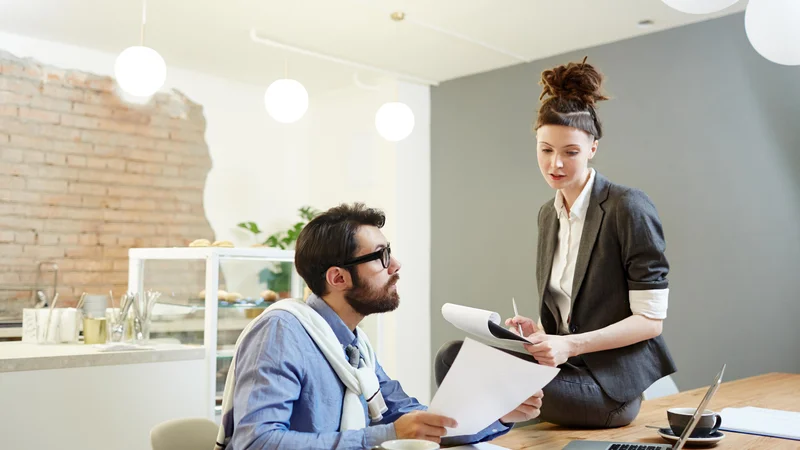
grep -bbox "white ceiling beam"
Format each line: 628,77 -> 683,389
249,28 -> 440,86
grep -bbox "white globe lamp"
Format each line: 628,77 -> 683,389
264,79 -> 309,124
114,46 -> 167,98
375,102 -> 415,142
745,0 -> 800,66
661,0 -> 739,14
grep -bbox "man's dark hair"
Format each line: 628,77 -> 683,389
295,203 -> 386,297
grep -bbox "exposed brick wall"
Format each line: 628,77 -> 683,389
0,50 -> 215,320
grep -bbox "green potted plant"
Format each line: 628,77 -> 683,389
237,206 -> 320,298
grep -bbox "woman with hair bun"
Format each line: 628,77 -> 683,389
436,58 -> 677,428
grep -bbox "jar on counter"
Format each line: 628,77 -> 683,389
82,295 -> 108,345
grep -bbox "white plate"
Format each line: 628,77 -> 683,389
658,427 -> 725,446
151,302 -> 198,321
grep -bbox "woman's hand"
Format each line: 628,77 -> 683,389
505,315 -> 540,338
500,390 -> 544,424
523,333 -> 574,367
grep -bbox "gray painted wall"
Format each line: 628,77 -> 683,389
430,13 -> 800,393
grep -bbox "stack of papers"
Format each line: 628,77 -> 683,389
720,406 -> 800,441
448,444 -> 510,450
441,303 -> 531,354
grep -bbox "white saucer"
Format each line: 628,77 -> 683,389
658,427 -> 725,446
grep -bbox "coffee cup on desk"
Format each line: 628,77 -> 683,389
376,439 -> 440,450
667,407 -> 722,438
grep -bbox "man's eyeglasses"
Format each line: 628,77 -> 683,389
340,244 -> 391,269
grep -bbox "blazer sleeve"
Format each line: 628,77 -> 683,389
615,189 -> 669,291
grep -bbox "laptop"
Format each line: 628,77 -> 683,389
563,364 -> 726,450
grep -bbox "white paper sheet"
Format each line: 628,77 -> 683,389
428,337 -> 559,437
447,443 -> 510,450
441,303 -> 530,354
720,406 -> 800,441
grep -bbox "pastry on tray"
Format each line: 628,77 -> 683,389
225,292 -> 243,301
199,289 -> 229,299
260,289 -> 279,302
188,238 -> 211,247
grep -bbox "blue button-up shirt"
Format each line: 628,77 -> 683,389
229,295 -> 509,449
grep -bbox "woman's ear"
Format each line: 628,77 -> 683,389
589,139 -> 599,160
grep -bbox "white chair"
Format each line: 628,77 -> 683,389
151,417 -> 218,450
643,375 -> 680,400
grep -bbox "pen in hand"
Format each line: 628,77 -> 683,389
512,297 -> 524,338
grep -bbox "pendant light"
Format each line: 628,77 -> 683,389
375,102 -> 415,142
264,62 -> 309,124
745,0 -> 800,66
114,0 -> 167,98
375,11 -> 415,142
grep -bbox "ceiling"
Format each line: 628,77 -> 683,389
0,0 -> 746,93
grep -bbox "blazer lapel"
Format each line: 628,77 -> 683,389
538,206 -> 559,305
571,173 -> 611,306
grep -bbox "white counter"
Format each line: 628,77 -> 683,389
0,341 -> 204,372
1,342 -> 208,450
0,315 -> 257,339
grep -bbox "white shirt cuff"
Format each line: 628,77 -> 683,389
629,288 -> 669,319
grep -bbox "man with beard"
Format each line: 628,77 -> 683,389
216,203 -> 543,450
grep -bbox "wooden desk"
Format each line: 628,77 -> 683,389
492,372 -> 799,449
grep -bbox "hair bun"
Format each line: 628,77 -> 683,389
539,56 -> 609,107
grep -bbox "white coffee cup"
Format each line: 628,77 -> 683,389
379,439 -> 440,450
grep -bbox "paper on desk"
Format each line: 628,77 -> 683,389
428,337 -> 559,437
441,303 -> 530,355
447,443 -> 510,450
720,406 -> 800,441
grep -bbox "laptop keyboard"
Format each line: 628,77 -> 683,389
609,445 -> 664,450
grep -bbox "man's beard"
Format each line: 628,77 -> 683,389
344,271 -> 400,316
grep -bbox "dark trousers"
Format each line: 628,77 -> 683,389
434,340 -> 642,429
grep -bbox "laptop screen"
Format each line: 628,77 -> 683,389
672,364 -> 726,450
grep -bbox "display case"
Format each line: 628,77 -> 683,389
127,247 -> 303,420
